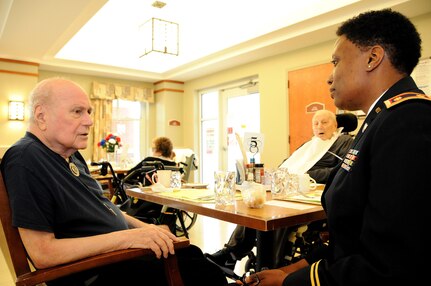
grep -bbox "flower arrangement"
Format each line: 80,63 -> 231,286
98,133 -> 121,153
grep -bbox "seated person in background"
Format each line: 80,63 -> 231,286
206,109 -> 354,270
121,136 -> 183,224
122,136 -> 183,224
125,136 -> 179,186
0,78 -> 228,286
279,110 -> 353,181
144,136 -> 178,167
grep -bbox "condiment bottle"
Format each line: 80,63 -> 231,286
254,163 -> 264,184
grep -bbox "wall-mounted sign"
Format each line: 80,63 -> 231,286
306,102 -> 324,113
168,119 -> 181,126
206,128 -> 214,154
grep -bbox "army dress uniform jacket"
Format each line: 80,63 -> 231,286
283,76 -> 431,286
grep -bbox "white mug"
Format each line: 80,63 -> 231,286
155,170 -> 172,187
297,173 -> 317,194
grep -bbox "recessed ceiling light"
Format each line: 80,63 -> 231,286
152,1 -> 166,9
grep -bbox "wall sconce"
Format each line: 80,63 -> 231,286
8,101 -> 25,121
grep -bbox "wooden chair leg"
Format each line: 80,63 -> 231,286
164,254 -> 184,286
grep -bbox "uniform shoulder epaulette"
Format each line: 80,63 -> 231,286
384,92 -> 431,109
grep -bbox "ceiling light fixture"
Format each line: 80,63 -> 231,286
151,1 -> 166,9
140,17 -> 179,57
140,7 -> 179,58
139,1 -> 179,58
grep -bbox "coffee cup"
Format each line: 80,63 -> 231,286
297,173 -> 317,194
155,170 -> 172,187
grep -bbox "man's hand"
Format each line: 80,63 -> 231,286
127,223 -> 180,259
19,222 -> 181,269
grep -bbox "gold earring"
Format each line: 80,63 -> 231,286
368,65 -> 371,68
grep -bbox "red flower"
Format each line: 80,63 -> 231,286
98,133 -> 122,149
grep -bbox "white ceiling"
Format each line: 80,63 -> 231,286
1,0 -> 430,82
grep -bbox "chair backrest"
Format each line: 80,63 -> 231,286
181,154 -> 196,183
336,113 -> 358,134
0,173 -> 32,280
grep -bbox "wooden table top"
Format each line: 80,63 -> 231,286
126,187 -> 326,232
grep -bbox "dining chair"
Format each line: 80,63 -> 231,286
0,173 -> 189,286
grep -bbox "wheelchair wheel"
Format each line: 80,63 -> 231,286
175,210 -> 198,236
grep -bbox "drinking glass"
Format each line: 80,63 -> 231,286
214,171 -> 236,206
170,170 -> 182,188
271,168 -> 289,198
287,173 -> 300,196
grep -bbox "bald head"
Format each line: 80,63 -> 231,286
312,110 -> 338,140
28,78 -> 93,158
29,78 -> 87,122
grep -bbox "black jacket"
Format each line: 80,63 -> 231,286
279,135 -> 353,184
307,134 -> 353,183
284,76 -> 431,285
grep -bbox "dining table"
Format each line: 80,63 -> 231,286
126,185 -> 326,271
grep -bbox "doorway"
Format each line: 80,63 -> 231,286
288,63 -> 336,153
200,81 -> 260,184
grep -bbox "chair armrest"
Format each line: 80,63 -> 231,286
16,238 -> 190,286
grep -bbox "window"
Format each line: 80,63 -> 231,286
226,92 -> 260,171
200,91 -> 220,184
199,80 -> 260,183
111,99 -> 145,164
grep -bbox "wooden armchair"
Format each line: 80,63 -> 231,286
0,173 -> 189,286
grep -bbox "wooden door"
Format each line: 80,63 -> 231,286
288,63 -> 336,153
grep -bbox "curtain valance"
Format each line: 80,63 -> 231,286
91,81 -> 154,102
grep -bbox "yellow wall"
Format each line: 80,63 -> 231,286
0,60 -> 38,158
183,12 -> 431,170
153,81 -> 185,149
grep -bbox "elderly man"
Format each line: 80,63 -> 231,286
0,78 -> 228,286
207,109 -> 353,271
279,109 -> 354,182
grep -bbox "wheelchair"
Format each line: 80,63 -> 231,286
92,160 -> 197,237
241,220 -> 329,272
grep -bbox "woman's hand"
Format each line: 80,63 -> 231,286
242,269 -> 287,286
